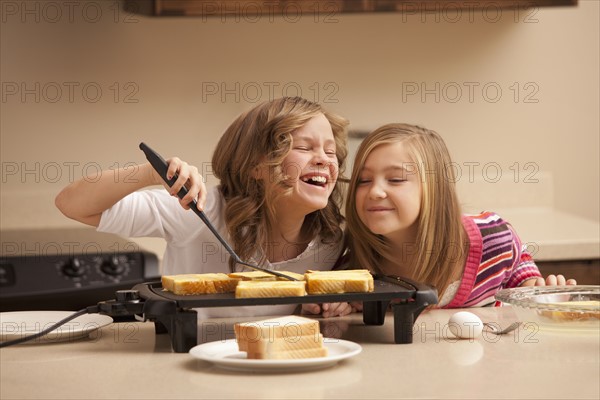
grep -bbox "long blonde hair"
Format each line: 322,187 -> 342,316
346,123 -> 467,296
212,97 -> 348,271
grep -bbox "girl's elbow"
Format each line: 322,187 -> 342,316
54,191 -> 100,227
55,190 -> 68,215
55,188 -> 76,219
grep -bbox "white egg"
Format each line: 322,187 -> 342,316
448,311 -> 484,339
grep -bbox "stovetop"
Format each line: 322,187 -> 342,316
0,228 -> 159,311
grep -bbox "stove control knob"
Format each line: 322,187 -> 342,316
61,258 -> 86,277
101,255 -> 126,276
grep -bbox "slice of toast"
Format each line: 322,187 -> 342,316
241,333 -> 325,354
235,316 -> 325,359
161,273 -> 239,295
304,269 -> 374,294
235,315 -> 320,342
228,270 -> 305,282
228,271 -> 277,281
234,280 -> 306,298
246,347 -> 328,360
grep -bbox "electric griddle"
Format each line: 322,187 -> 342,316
94,143 -> 438,353
98,275 -> 438,353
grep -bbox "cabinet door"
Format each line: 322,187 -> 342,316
153,0 -> 577,17
537,260 -> 600,285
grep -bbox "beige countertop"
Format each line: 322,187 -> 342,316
1,307 -> 598,400
495,207 -> 600,262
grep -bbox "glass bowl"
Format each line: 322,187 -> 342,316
495,285 -> 600,333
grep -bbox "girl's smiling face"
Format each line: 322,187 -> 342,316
278,113 -> 339,214
355,141 -> 422,242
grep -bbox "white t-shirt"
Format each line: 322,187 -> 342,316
97,186 -> 344,318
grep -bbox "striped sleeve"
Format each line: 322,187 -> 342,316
446,212 -> 541,308
505,224 -> 542,288
465,212 -> 518,306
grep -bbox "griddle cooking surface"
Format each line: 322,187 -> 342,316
142,279 -> 419,308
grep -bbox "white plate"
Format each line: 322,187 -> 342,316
0,311 -> 113,344
189,338 -> 362,372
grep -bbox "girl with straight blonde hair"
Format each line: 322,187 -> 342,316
56,97 -> 352,318
345,123 -> 575,308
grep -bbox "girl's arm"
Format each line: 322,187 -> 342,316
510,251 -> 576,287
301,302 -> 354,318
55,158 -> 206,227
55,163 -> 156,227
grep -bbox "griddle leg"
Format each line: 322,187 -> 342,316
392,303 -> 428,344
363,301 -> 389,325
154,321 -> 168,334
154,310 -> 198,353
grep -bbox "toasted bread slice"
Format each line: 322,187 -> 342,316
235,316 -> 324,358
234,315 -> 320,344
161,273 -> 239,295
246,347 -> 328,360
241,333 -> 324,354
235,280 -> 306,298
228,271 -> 277,281
228,270 -> 305,282
274,271 -> 305,281
305,269 -> 374,294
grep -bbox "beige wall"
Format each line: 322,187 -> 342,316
1,0 -> 598,231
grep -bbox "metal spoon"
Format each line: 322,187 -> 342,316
483,321 -> 522,335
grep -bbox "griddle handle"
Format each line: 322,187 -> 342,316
139,143 -> 232,254
376,274 -> 439,305
399,276 -> 439,305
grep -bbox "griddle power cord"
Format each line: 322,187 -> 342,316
0,305 -> 100,348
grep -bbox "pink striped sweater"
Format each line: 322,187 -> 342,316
443,211 -> 541,308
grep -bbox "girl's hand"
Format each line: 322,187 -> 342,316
301,303 -> 354,318
522,274 -> 577,287
154,157 -> 207,211
350,302 -> 363,312
533,274 -> 577,286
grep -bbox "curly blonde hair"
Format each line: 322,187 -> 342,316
212,97 -> 348,271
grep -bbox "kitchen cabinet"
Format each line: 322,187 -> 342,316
151,0 -> 577,16
537,259 -> 600,286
